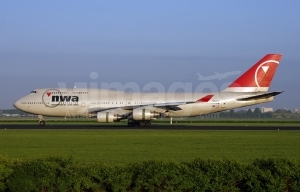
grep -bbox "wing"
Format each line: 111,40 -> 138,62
88,102 -> 186,114
153,102 -> 190,111
88,106 -> 125,113
88,94 -> 214,114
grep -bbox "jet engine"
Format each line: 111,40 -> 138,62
97,112 -> 121,123
132,108 -> 160,120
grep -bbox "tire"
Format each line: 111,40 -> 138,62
39,121 -> 45,126
145,121 -> 151,126
140,122 -> 145,127
134,121 -> 140,127
128,122 -> 133,127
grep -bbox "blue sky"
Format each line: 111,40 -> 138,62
1,1 -> 300,110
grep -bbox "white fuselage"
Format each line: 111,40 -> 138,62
14,88 -> 275,118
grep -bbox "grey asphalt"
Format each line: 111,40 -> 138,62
1,124 -> 300,130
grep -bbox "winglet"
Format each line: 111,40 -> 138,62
197,94 -> 214,102
222,54 -> 282,92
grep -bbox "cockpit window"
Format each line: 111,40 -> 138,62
30,91 -> 37,93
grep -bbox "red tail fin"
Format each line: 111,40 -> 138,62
222,54 -> 282,92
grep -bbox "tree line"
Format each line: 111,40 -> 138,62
219,108 -> 298,119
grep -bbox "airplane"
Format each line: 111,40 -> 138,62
13,54 -> 283,127
197,71 -> 241,80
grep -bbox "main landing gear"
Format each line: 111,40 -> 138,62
127,119 -> 151,127
38,115 -> 45,126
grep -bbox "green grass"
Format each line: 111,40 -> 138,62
157,122 -> 300,126
0,130 -> 299,165
1,116 -> 300,126
2,122 -> 300,127
2,117 -> 300,122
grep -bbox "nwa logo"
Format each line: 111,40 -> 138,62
254,60 -> 279,87
42,89 -> 79,108
52,95 -> 78,102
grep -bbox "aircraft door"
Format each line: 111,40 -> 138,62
66,88 -> 76,117
45,99 -> 50,106
126,99 -> 131,106
81,100 -> 86,107
219,93 -> 227,108
221,101 -> 226,108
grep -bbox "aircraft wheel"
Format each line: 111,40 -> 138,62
134,121 -> 141,127
128,122 -> 133,127
145,121 -> 151,126
140,122 -> 145,127
39,120 -> 45,126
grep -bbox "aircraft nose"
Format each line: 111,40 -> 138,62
13,99 -> 21,109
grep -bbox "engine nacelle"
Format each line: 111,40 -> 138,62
97,112 -> 120,123
133,108 -> 160,120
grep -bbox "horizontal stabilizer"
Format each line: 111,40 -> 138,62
236,91 -> 283,101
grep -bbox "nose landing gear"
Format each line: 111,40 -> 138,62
38,115 -> 45,126
39,120 -> 45,126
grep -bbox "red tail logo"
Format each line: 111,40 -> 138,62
223,54 -> 282,92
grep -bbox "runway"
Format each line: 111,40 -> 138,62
1,124 -> 300,130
